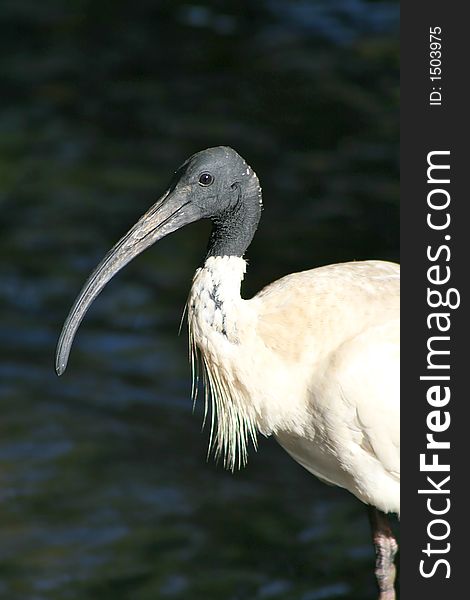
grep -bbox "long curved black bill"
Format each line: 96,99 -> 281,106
56,186 -> 199,376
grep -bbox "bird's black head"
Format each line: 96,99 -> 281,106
169,146 -> 262,257
55,146 -> 262,375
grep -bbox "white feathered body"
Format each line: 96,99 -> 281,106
187,256 -> 400,515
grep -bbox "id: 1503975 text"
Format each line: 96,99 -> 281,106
429,27 -> 443,106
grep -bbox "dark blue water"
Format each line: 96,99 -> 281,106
1,1 -> 398,598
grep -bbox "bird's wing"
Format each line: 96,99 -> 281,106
331,319 -> 400,480
254,260 -> 399,365
254,261 -> 400,512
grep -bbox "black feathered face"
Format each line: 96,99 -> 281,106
169,146 -> 259,219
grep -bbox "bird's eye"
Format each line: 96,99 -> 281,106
198,172 -> 214,186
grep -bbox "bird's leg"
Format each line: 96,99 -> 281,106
368,506 -> 398,600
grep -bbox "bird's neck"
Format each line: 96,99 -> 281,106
188,256 -> 246,340
206,178 -> 262,259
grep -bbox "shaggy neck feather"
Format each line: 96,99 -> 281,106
187,256 -> 258,470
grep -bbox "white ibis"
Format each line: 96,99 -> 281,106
56,146 -> 399,599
